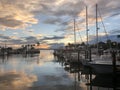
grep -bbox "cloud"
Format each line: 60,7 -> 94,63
0,34 -> 65,49
49,43 -> 65,49
8,39 -> 24,44
109,29 -> 120,34
0,0 -> 119,30
86,0 -> 120,18
41,36 -> 65,41
13,32 -> 18,35
0,35 -> 39,47
40,0 -> 120,24
0,0 -> 38,30
0,34 -> 11,40
0,0 -> 120,49
43,17 -> 62,25
26,36 -> 37,41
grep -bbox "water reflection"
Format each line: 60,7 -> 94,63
0,71 -> 37,90
55,54 -> 120,90
0,50 -> 79,90
0,54 -> 39,90
0,50 -> 120,90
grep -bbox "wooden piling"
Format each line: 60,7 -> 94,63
112,50 -> 117,74
89,48 -> 92,61
111,50 -> 117,90
78,51 -> 80,62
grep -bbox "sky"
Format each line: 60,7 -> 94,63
0,0 -> 120,49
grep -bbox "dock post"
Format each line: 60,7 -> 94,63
86,50 -> 88,59
89,48 -> 91,61
78,51 -> 80,62
112,50 -> 117,74
111,50 -> 117,90
85,50 -> 89,59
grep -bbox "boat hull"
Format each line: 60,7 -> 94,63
90,63 -> 119,74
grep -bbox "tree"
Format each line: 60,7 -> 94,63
37,42 -> 40,46
81,42 -> 85,46
106,39 -> 112,49
98,41 -> 106,49
111,41 -> 117,48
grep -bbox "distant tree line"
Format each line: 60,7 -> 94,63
66,39 -> 120,50
0,42 -> 40,54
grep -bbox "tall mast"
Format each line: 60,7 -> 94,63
96,4 -> 99,53
86,6 -> 89,47
74,18 -> 76,48
86,6 -> 89,59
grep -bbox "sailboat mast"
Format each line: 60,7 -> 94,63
96,4 -> 99,53
74,18 -> 76,47
86,6 -> 89,47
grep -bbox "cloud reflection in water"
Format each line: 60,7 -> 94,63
0,71 -> 37,90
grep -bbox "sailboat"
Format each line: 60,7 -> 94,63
88,4 -> 120,74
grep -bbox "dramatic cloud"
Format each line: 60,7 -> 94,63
0,0 -> 38,29
0,0 -> 119,48
0,34 -> 65,49
40,0 -> 120,24
0,35 -> 38,47
0,0 -> 119,29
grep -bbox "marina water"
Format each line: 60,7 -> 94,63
0,50 -> 117,90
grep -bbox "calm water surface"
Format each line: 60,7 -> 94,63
0,50 -> 115,90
